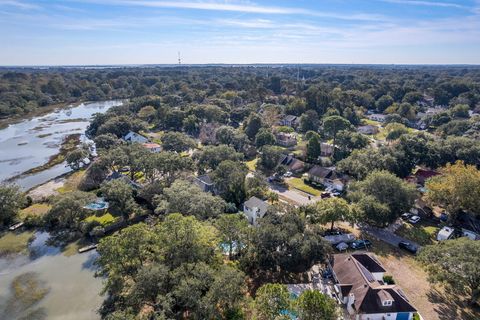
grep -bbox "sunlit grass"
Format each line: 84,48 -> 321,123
84,212 -> 116,226
245,158 -> 258,171
20,203 -> 51,219
286,177 -> 322,196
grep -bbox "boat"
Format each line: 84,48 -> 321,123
78,244 -> 97,253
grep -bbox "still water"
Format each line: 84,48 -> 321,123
0,232 -> 103,320
0,100 -> 122,190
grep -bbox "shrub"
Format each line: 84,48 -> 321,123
383,275 -> 395,285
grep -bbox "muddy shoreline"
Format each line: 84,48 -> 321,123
0,101 -> 85,130
6,134 -> 81,184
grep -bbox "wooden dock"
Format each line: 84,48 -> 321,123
78,244 -> 97,253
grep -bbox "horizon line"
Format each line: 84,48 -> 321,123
1,62 -> 480,68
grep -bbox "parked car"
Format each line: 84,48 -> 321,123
408,215 -> 421,224
321,192 -> 331,199
401,212 -> 412,220
398,241 -> 417,254
350,239 -> 372,250
336,242 -> 349,251
283,171 -> 293,177
324,229 -> 343,236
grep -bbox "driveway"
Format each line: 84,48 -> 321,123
360,224 -> 421,249
268,182 -> 318,206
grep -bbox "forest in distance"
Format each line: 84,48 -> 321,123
1,64 -> 480,120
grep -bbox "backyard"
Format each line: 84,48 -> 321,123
395,221 -> 440,246
285,177 -> 323,196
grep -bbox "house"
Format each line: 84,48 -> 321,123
142,143 -> 162,153
123,131 -> 149,143
106,171 -> 143,189
357,125 -> 379,135
307,166 -> 347,191
368,114 -> 387,123
193,174 -> 216,194
320,142 -> 335,157
279,115 -> 298,127
417,94 -> 434,108
243,196 -> 269,225
279,154 -> 305,173
275,132 -> 297,147
406,168 -> 440,187
330,253 -> 417,320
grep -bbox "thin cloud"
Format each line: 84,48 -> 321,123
74,0 -> 388,21
0,0 -> 40,10
380,0 -> 467,9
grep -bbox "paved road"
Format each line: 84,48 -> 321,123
268,182 -> 318,206
360,224 -> 422,249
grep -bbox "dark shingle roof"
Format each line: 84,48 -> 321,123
332,253 -> 416,315
308,166 -> 333,179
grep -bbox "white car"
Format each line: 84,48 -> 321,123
283,171 -> 293,177
335,242 -> 349,251
408,215 -> 421,224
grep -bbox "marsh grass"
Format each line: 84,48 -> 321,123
0,231 -> 35,256
4,272 -> 50,317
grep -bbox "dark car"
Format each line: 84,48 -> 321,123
321,192 -> 331,199
350,239 -> 372,250
324,229 -> 343,236
398,241 -> 417,254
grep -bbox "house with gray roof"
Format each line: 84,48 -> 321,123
243,196 -> 269,225
330,253 -> 417,320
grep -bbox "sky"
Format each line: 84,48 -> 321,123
1,0 -> 480,65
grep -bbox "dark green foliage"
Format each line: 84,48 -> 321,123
0,185 -> 26,226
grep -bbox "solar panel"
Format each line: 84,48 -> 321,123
396,289 -> 410,302
358,263 -> 375,282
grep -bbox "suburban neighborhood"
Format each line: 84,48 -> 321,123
1,64 -> 480,319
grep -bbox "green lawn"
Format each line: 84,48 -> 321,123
286,178 -> 322,196
395,222 -> 439,246
0,231 -> 35,256
84,212 -> 116,226
20,203 -> 51,219
245,158 -> 258,171
56,170 -> 86,194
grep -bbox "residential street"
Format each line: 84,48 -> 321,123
360,224 -> 422,249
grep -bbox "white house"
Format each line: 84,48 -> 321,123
357,125 -> 379,135
123,131 -> 149,143
142,143 -> 162,153
331,253 -> 417,320
275,132 -> 297,147
368,114 -> 387,123
243,196 -> 269,226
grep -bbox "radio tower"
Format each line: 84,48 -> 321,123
178,51 -> 181,65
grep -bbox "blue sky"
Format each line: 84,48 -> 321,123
1,0 -> 480,65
